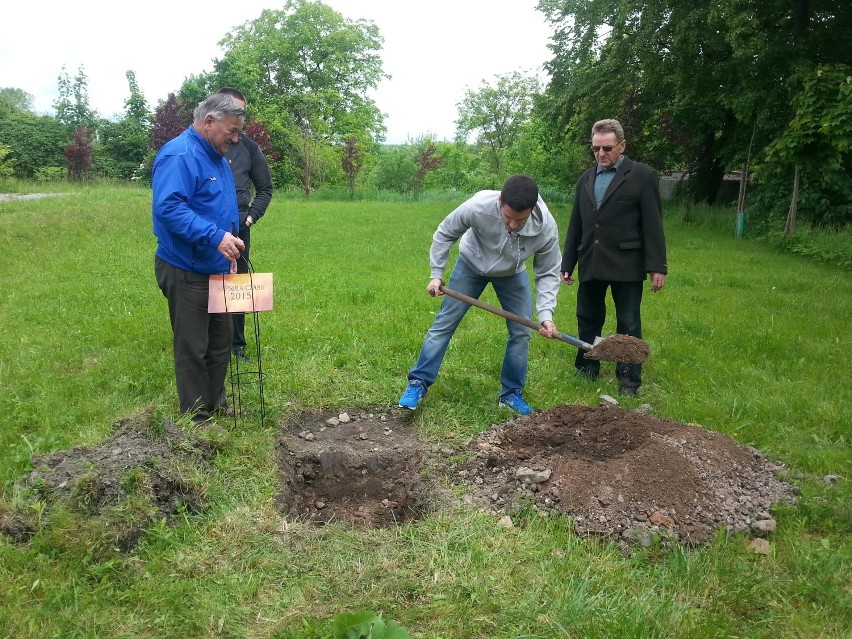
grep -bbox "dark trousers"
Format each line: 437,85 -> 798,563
575,279 -> 643,389
231,225 -> 251,350
155,257 -> 231,419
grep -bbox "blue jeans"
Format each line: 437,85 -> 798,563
407,258 -> 532,399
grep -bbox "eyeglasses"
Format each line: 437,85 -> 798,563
590,143 -> 621,153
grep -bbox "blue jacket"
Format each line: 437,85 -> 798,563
152,126 -> 240,274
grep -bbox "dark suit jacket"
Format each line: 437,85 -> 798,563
561,156 -> 667,282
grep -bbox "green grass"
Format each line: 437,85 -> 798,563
0,184 -> 849,638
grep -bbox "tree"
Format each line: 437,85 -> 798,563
212,0 -> 387,193
503,113 -> 587,191
65,126 -> 94,180
245,119 -> 279,164
537,0 -> 852,212
123,71 -> 150,129
412,142 -> 443,200
455,71 -> 541,174
97,71 -> 153,179
53,65 -> 96,130
150,93 -> 192,152
367,145 -> 416,194
539,0 -> 737,202
423,141 -> 484,193
0,88 -> 34,112
757,65 -> 852,228
341,137 -> 364,199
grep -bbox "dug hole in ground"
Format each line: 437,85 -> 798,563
2,394 -> 798,551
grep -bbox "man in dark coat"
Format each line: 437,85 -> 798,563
560,118 -> 667,396
216,88 -> 273,363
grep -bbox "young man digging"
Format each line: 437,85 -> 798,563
399,175 -> 562,415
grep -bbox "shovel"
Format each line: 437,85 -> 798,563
438,285 -> 650,364
439,285 -> 596,350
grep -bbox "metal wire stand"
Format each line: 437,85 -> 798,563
224,261 -> 266,427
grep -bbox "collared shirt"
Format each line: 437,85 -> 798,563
594,157 -> 624,208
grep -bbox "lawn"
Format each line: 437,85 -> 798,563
0,184 -> 849,638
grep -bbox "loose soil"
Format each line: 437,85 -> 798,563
584,334 -> 650,364
277,408 -> 447,527
3,403 -> 798,550
278,404 -> 797,545
0,409 -> 218,548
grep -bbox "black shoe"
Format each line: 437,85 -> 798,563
232,347 -> 249,364
618,385 -> 638,397
214,404 -> 236,418
575,367 -> 599,379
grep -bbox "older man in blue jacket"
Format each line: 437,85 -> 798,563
152,92 -> 246,422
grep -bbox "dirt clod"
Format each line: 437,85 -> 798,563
1,409 -> 216,550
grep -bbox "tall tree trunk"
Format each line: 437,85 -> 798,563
690,131 -> 724,205
793,0 -> 811,41
785,166 -> 801,236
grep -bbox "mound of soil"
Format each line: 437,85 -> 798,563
0,410 -> 217,548
464,405 -> 798,544
279,405 -> 797,545
3,402 -> 798,551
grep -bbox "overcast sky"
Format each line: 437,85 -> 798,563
1,0 -> 554,143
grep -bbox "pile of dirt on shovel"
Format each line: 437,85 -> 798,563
584,334 -> 650,364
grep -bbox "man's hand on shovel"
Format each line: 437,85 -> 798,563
427,278 -> 444,297
539,320 -> 557,338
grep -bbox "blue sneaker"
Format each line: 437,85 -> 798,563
399,379 -> 427,410
499,390 -> 534,415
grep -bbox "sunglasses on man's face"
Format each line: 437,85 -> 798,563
591,144 -> 618,153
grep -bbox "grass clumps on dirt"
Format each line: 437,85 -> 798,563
0,407 -> 218,555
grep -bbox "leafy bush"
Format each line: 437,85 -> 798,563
0,143 -> 15,177
753,65 -> 852,228
0,111 -> 67,178
34,166 -> 66,182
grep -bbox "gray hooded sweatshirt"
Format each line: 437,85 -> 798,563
429,190 -> 562,323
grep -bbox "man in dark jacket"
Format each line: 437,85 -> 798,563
560,119 -> 667,396
217,88 -> 274,363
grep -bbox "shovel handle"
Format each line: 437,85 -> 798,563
439,285 -> 592,351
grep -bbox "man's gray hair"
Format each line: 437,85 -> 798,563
592,119 -> 625,142
193,93 -> 246,123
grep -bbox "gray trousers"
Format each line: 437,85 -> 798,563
155,257 -> 230,419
